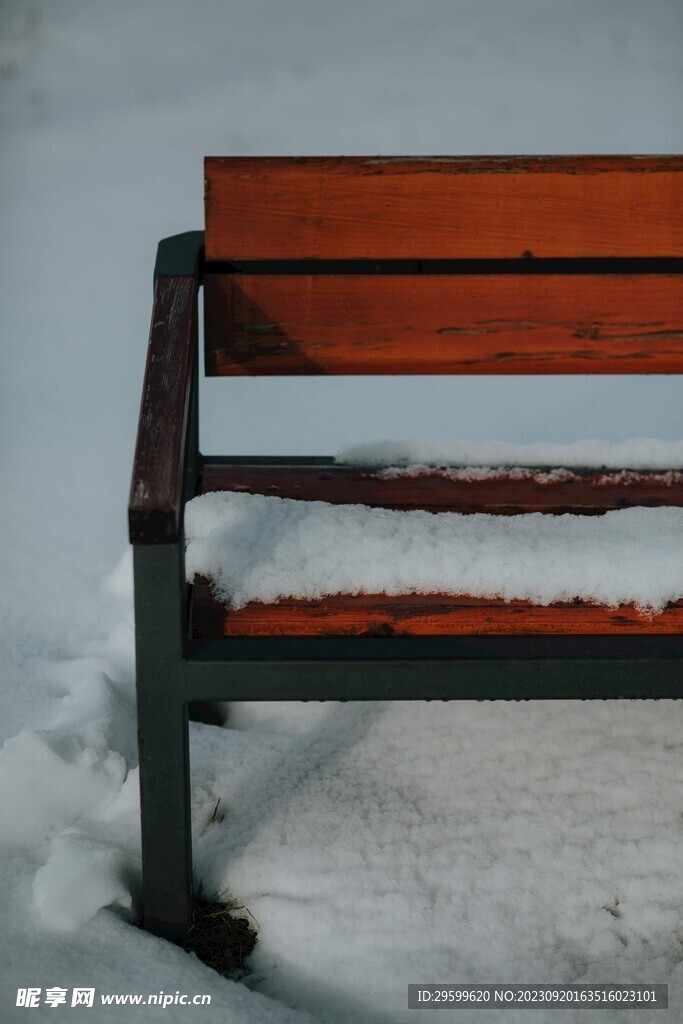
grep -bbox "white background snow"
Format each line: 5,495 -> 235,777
1,0 -> 683,1020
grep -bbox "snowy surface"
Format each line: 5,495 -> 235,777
337,439 -> 683,471
186,492 -> 683,613
2,0 -> 683,1021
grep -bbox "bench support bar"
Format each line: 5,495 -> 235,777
183,657 -> 683,702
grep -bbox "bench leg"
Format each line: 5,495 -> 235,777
134,544 -> 193,941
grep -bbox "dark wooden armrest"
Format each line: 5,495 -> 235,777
129,232 -> 204,544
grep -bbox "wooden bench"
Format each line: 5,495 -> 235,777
129,155 -> 683,942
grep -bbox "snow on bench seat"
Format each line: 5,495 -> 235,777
336,438 -> 683,471
186,491 -> 683,638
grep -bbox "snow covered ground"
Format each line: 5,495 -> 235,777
1,0 -> 683,1020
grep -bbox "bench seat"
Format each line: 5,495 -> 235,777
191,461 -> 683,639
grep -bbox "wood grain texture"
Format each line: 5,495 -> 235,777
191,584 -> 683,638
204,273 -> 683,375
129,276 -> 196,543
199,463 -> 683,514
204,156 -> 683,260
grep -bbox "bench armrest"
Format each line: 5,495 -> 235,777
129,232 -> 204,544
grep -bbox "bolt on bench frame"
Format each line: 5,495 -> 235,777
129,156 -> 683,942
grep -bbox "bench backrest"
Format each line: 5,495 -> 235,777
203,156 -> 683,376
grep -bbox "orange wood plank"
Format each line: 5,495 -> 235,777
204,156 -> 683,260
191,584 -> 683,638
199,464 -> 683,515
204,273 -> 683,375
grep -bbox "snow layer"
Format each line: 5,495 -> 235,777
337,438 -> 683,470
193,699 -> 683,1023
186,491 -> 683,613
3,0 -> 683,1021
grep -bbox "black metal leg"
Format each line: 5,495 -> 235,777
134,544 -> 193,940
137,692 -> 192,939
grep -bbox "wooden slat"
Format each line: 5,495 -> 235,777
199,463 -> 683,515
204,156 -> 683,260
204,273 -> 683,375
191,584 -> 683,638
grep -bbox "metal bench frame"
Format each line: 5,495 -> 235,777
130,229 -> 683,943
